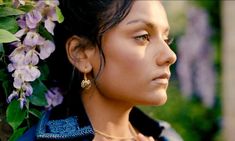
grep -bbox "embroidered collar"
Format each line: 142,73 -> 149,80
35,99 -> 165,141
36,111 -> 94,140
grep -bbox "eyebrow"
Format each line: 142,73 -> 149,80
126,19 -> 170,35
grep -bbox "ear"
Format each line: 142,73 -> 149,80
66,35 -> 94,73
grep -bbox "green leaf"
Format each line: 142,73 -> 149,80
19,4 -> 34,13
0,43 -> 4,53
3,0 -> 12,2
0,17 -> 19,33
8,127 -> 27,141
0,6 -> 25,17
2,80 -> 11,97
6,99 -> 27,131
0,43 -> 4,59
29,108 -> 42,119
29,80 -> 48,106
0,68 -> 8,81
56,6 -> 64,23
38,25 -> 53,41
0,29 -> 19,43
38,63 -> 49,81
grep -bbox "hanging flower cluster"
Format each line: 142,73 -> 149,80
0,0 -> 64,139
5,0 -> 61,109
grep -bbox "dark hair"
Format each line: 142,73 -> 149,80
46,0 -> 134,112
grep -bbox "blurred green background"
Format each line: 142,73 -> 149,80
141,1 -> 223,141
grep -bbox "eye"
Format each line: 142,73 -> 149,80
164,37 -> 174,45
134,34 -> 150,42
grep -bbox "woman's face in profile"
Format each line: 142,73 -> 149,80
93,0 -> 177,106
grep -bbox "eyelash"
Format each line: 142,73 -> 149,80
134,34 -> 150,42
134,34 -> 174,46
164,37 -> 174,45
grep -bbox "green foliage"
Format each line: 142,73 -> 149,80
38,24 -> 54,41
0,1 -> 64,140
0,6 -> 25,17
193,0 -> 221,74
19,5 -> 34,13
0,43 -> 4,62
8,127 -> 27,141
0,29 -> 19,43
6,100 -> 27,131
193,0 -> 221,31
140,80 -> 221,141
0,17 -> 19,33
2,80 -> 11,97
29,108 -> 42,119
29,80 -> 48,106
38,63 -> 50,81
0,68 -> 7,81
0,69 -> 11,97
56,6 -> 64,23
0,43 -> 4,54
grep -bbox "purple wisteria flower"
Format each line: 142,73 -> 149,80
44,18 -> 55,35
15,17 -> 28,38
13,65 -> 41,82
7,0 -> 61,109
8,46 -> 25,66
24,49 -> 39,65
25,9 -> 42,29
17,16 -> 27,29
44,8 -> 57,35
36,0 -> 59,35
45,87 -> 63,110
19,96 -> 27,109
23,31 -> 44,47
7,91 -> 19,103
15,28 -> 27,38
36,0 -> 59,11
13,0 -> 26,8
176,7 -> 215,108
39,40 -> 55,60
22,83 -> 33,96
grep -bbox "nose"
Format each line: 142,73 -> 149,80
156,43 -> 177,66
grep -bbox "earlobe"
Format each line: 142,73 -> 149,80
65,35 -> 93,73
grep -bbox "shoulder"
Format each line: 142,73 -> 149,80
130,108 -> 183,141
36,111 -> 94,140
159,120 -> 184,141
18,110 -> 94,141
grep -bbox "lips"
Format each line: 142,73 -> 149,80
152,73 -> 170,85
155,73 -> 170,80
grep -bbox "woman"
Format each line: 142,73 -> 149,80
19,0 -> 180,141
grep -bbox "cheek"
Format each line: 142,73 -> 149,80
90,47 -> 102,77
95,33 -> 168,105
95,38 -> 149,101
103,38 -> 146,82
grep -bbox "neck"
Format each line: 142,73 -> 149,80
81,87 -> 135,139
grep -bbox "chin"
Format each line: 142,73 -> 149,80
139,92 -> 168,106
157,96 -> 167,105
151,91 -> 168,105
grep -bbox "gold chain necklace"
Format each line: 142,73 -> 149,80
94,123 -> 137,141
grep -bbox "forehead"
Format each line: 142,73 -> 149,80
119,0 -> 169,32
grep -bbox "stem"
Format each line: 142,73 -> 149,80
26,98 -> 30,128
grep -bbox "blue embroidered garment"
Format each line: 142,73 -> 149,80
18,97 -> 183,141
36,112 -> 94,140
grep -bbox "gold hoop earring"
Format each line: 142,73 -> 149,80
81,72 -> 91,89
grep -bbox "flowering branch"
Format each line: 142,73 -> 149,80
7,0 -> 61,109
0,0 -> 64,140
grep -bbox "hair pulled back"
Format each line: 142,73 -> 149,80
47,0 -> 134,108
